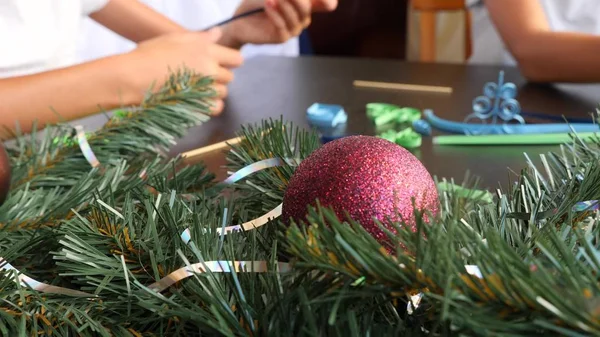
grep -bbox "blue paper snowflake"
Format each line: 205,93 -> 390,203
464,71 -> 524,134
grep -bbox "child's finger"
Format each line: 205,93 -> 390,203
209,99 -> 225,116
206,27 -> 223,42
273,0 -> 302,35
212,66 -> 234,84
277,0 -> 304,36
265,1 -> 290,42
211,44 -> 244,68
213,84 -> 228,99
311,0 -> 337,12
287,0 -> 312,27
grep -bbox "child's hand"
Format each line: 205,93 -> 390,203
127,29 -> 243,115
220,0 -> 313,48
312,0 -> 338,12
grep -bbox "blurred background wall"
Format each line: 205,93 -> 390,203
307,0 -> 409,59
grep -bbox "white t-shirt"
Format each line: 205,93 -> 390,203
78,0 -> 299,63
0,0 -> 108,78
470,0 -> 600,65
0,0 -> 297,79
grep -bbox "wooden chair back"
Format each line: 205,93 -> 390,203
411,0 -> 472,62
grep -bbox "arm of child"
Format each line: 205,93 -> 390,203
0,55 -> 141,136
0,30 -> 242,136
485,0 -> 600,83
88,0 -> 187,42
89,0 -> 337,49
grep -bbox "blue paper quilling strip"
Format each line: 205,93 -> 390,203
306,103 -> 348,128
463,71 -> 525,134
572,200 -> 599,212
75,125 -> 100,168
424,109 -> 599,135
180,229 -> 191,244
426,71 -> 598,135
412,119 -> 432,136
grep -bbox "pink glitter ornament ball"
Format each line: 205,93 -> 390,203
282,135 -> 438,245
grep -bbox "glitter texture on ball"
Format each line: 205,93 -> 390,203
282,135 -> 438,245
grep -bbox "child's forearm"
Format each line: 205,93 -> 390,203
0,55 -> 141,136
485,0 -> 600,83
90,0 -> 245,49
90,0 -> 339,50
89,0 -> 187,43
508,32 -> 600,83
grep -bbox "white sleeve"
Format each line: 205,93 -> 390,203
81,0 -> 110,16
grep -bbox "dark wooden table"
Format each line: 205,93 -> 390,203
169,56 -> 600,188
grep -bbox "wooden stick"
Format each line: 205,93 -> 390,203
181,136 -> 242,160
180,126 -> 279,161
353,80 -> 453,94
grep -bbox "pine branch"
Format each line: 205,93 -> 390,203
47,191 -> 282,335
8,70 -> 215,191
225,118 -> 320,214
1,156 -> 215,230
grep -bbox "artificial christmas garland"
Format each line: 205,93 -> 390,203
0,71 -> 599,336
